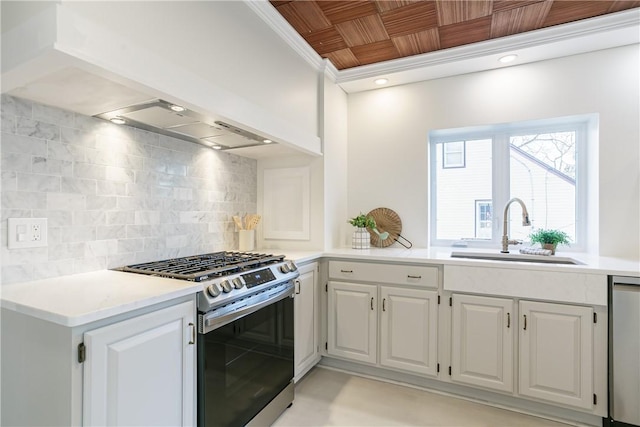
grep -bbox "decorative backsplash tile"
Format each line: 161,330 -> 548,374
0,94 -> 257,285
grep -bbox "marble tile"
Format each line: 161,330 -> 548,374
1,112 -> 16,133
73,211 -> 106,226
74,162 -> 106,180
60,127 -> 96,149
1,96 -> 256,283
48,243 -> 86,261
86,195 -> 117,211
1,152 -> 32,173
1,95 -> 32,118
59,226 -> 96,243
17,173 -> 61,192
61,177 -> 97,195
46,193 -> 86,211
117,238 -> 144,253
85,240 -> 118,257
1,132 -> 47,156
106,211 -> 135,226
1,264 -> 34,285
32,156 -> 73,176
33,103 -> 74,127
16,117 -> 60,141
48,141 -> 86,162
96,225 -> 127,240
2,190 -> 47,209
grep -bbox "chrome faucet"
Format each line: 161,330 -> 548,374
501,197 -> 532,253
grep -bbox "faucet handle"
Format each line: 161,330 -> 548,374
508,239 -> 523,246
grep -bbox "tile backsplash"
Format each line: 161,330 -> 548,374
1,95 -> 257,285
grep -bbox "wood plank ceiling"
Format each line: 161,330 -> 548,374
270,0 -> 640,70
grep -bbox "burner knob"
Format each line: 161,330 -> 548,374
220,280 -> 233,293
232,277 -> 245,289
288,261 -> 298,272
206,284 -> 221,298
279,264 -> 290,273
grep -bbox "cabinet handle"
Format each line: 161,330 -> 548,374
507,313 -> 511,328
407,275 -> 422,279
341,269 -> 353,273
523,315 -> 527,331
188,322 -> 195,345
383,298 -> 386,312
295,280 -> 301,294
371,297 -> 374,311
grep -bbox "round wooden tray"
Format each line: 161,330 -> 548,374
367,207 -> 402,248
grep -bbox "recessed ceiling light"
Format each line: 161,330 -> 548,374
499,54 -> 518,64
110,117 -> 126,125
169,104 -> 186,112
263,139 -> 272,144
374,78 -> 388,85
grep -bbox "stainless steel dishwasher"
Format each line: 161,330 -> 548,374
608,275 -> 640,427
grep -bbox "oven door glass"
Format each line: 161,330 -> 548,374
198,295 -> 294,427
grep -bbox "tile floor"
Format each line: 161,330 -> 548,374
273,367 -> 574,427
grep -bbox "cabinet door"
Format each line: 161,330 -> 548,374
519,300 -> 593,409
83,300 -> 195,426
380,287 -> 438,375
295,263 -> 319,380
327,281 -> 377,364
451,294 -> 514,392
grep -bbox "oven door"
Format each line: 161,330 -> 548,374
197,292 -> 294,427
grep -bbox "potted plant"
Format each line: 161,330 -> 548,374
348,214 -> 376,249
529,228 -> 571,255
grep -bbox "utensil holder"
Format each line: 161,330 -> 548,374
239,229 -> 255,251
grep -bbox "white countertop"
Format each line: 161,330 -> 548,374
0,270 -> 201,327
2,247 -> 638,328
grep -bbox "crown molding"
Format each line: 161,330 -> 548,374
247,2 -> 639,92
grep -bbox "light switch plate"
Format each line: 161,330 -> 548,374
8,218 -> 48,249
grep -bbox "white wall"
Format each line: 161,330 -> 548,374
347,45 -> 640,259
322,72 -> 349,249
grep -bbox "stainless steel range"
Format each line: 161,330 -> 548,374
120,251 -> 299,427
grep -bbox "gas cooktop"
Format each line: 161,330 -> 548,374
119,251 -> 285,282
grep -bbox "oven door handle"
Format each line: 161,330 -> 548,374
200,284 -> 294,334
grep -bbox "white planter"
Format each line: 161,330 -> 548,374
352,227 -> 371,249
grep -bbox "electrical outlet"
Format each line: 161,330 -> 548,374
8,218 -> 48,249
33,224 -> 41,241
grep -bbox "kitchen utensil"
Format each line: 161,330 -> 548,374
245,214 -> 261,230
233,215 -> 243,230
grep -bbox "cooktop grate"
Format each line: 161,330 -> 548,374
119,251 -> 285,282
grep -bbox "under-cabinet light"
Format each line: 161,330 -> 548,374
110,117 -> 126,125
374,78 -> 388,85
169,104 -> 186,112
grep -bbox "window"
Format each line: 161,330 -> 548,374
429,115 -> 593,250
443,141 -> 465,168
475,200 -> 492,239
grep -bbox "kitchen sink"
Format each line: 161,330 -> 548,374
450,251 -> 584,265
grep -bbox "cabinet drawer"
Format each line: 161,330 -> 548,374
329,261 -> 438,288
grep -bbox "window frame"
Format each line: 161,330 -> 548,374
429,115 -> 591,251
442,141 -> 466,168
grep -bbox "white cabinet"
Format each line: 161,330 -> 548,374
327,260 -> 440,375
327,281 -> 377,364
83,300 -> 196,426
451,294 -> 514,392
380,286 -> 438,376
519,300 -> 593,410
0,297 -> 196,427
294,262 -> 320,381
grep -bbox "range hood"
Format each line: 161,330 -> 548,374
94,99 -> 275,151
